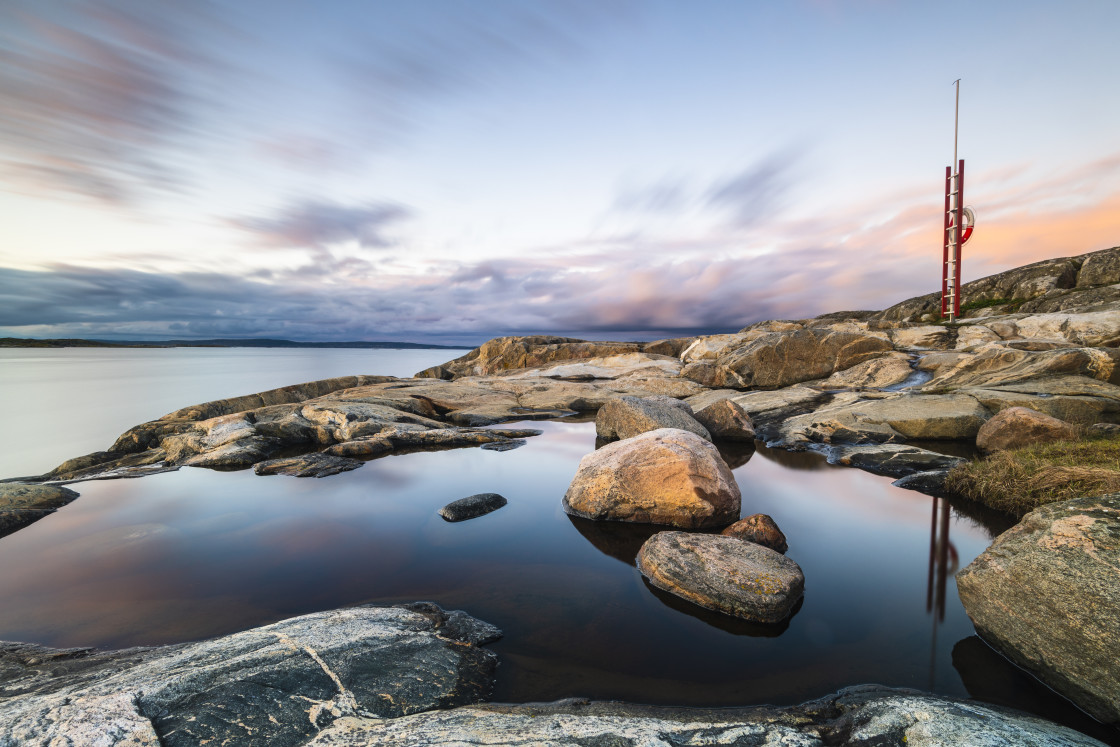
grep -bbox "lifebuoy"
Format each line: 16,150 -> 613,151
950,206 -> 975,244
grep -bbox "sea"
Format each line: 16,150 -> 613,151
0,347 -> 1114,744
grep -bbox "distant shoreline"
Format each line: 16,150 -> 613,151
0,337 -> 470,350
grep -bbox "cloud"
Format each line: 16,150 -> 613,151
705,150 -> 799,227
233,199 -> 413,252
0,0 -> 224,204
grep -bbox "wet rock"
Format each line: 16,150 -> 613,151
0,483 -> 80,538
692,399 -> 755,441
830,443 -> 965,478
0,604 -> 499,747
301,686 -> 1108,746
637,531 -> 803,623
595,395 -> 711,442
957,493 -> 1120,724
720,513 -> 787,553
479,439 -> 526,451
975,406 -> 1079,453
563,428 -> 740,529
891,469 -> 952,497
253,453 -> 364,477
438,493 -> 508,522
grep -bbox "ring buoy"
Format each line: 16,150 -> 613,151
950,206 -> 975,244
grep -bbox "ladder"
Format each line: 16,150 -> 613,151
941,159 -> 964,322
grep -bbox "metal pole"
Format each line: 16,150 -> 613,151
953,79 -> 960,173
947,79 -> 961,323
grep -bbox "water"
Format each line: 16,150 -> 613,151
0,348 -> 1115,744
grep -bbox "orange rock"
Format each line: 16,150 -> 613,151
721,513 -> 787,554
975,406 -> 1078,453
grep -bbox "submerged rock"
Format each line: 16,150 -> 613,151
975,406 -> 1078,453
721,513 -> 788,553
0,483 -> 79,538
595,395 -> 711,442
830,443 -> 965,478
302,686 -> 1108,746
637,531 -> 804,623
563,429 -> 741,529
438,493 -> 508,522
956,493 -> 1120,725
0,604 -> 500,747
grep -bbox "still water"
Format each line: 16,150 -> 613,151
0,348 -> 1114,743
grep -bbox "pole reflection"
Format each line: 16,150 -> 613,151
926,495 -> 959,690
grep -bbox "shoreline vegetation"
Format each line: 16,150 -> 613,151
0,336 -> 467,349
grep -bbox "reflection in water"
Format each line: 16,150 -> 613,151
926,496 -> 959,690
642,578 -> 799,637
953,636 -> 1120,746
752,442 -> 828,471
566,515 -> 660,567
716,440 -> 755,469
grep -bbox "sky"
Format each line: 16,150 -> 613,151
1,0 -> 1119,345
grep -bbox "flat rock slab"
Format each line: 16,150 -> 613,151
0,604 -> 500,747
302,685 -> 1106,746
439,493 -> 508,522
595,395 -> 711,442
0,483 -> 80,538
563,428 -> 741,529
253,453 -> 364,477
637,531 -> 804,623
830,443 -> 965,478
957,493 -> 1120,725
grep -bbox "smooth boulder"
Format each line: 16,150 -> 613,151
637,531 -> 803,623
563,429 -> 740,529
975,406 -> 1079,453
439,493 -> 507,522
956,493 -> 1120,724
595,396 -> 711,442
721,513 -> 788,554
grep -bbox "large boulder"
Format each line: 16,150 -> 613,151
637,531 -> 803,623
595,396 -> 711,442
704,328 -> 894,390
562,429 -> 740,529
300,686 -> 1109,746
0,604 -> 500,747
1076,245 -> 1120,287
975,407 -> 1079,453
956,493 -> 1120,725
923,344 -> 1120,391
416,336 -> 666,379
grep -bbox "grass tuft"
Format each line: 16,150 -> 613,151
945,435 -> 1120,515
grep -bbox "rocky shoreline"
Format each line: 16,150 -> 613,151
3,245 -> 1120,744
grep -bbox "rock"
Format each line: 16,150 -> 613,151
1088,423 -> 1120,438
891,469 -> 952,496
888,325 -> 952,349
955,325 -> 1002,349
957,493 -> 1120,725
595,395 -> 711,442
1014,311 -> 1120,347
708,328 -> 894,389
680,333 -> 752,363
562,428 -> 740,529
438,493 -> 508,522
975,406 -> 1079,452
253,453 -> 364,477
961,388 -> 1117,426
637,532 -> 803,623
416,336 -> 645,379
301,686 -> 1109,746
923,344 -> 1120,391
0,483 -> 80,538
830,443 -> 965,478
0,604 -> 499,747
501,352 -> 682,380
692,399 -> 755,441
821,353 -> 914,389
1076,246 -> 1120,287
720,513 -> 787,553
779,392 -> 992,446
479,439 -> 526,451
182,435 -> 282,468
640,336 -> 696,357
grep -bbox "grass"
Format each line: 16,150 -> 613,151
945,435 -> 1120,515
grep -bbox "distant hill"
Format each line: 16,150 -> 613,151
0,337 -> 468,350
